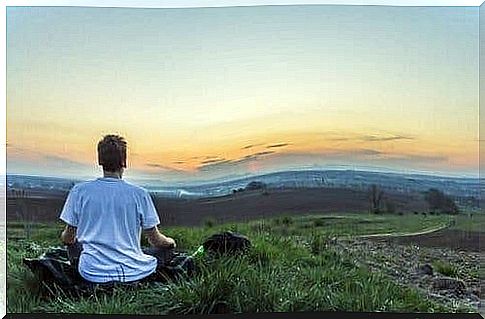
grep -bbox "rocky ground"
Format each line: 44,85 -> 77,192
330,238 -> 481,312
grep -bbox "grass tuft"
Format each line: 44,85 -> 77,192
432,261 -> 460,278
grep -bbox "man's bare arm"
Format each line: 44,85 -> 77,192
143,227 -> 176,248
61,225 -> 77,245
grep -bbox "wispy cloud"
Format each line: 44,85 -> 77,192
145,163 -> 185,172
326,133 -> 414,143
350,149 -> 383,156
233,151 -> 276,163
267,143 -> 290,149
198,150 -> 276,171
241,143 -> 263,150
271,149 -> 447,167
385,154 -> 447,162
42,154 -> 88,167
361,134 -> 414,142
327,137 -> 351,141
196,147 -> 384,172
200,158 -> 228,165
253,151 -> 275,156
323,149 -> 443,163
7,146 -> 95,177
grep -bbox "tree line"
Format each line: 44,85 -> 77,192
368,185 -> 459,214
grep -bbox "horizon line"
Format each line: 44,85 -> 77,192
5,167 -> 480,184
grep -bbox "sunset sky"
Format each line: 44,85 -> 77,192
6,5 -> 479,181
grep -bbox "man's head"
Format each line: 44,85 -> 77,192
97,134 -> 127,174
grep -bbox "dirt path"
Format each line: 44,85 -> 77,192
352,222 -> 483,313
356,223 -> 450,240
332,238 -> 481,312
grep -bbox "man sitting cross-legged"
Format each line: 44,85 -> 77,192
59,134 -> 176,284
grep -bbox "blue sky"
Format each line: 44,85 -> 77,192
6,5 -> 480,180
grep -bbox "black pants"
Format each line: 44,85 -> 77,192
67,241 -> 173,284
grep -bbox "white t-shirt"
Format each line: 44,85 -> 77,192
59,177 -> 160,283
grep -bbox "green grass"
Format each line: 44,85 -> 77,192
432,261 -> 460,278
451,213 -> 485,233
266,213 -> 449,238
6,212 -> 471,314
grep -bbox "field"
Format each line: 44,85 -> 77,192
6,212 -> 483,314
6,188 -> 428,226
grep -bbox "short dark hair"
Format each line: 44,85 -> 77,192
97,135 -> 127,172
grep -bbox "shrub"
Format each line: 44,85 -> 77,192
250,222 -> 272,234
282,216 -> 293,226
424,188 -> 459,214
204,218 -> 216,228
385,201 -> 396,214
432,261 -> 459,278
310,234 -> 328,255
313,219 -> 325,227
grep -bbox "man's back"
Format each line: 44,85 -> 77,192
60,177 -> 160,283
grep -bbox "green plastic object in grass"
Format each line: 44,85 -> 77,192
192,245 -> 205,257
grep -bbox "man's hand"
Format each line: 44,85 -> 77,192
61,225 -> 77,246
143,227 -> 176,248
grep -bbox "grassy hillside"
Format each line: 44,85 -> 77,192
6,213 -> 477,314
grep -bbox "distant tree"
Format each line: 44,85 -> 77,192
424,188 -> 459,214
384,200 -> 396,214
368,184 -> 384,214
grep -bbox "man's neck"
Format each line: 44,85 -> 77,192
103,171 -> 122,179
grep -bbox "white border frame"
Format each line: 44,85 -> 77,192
1,0 -> 483,317
3,0 -> 484,8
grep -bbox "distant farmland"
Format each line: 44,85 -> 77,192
7,187 -> 429,226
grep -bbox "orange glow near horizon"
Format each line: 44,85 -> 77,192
8,126 -> 478,177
